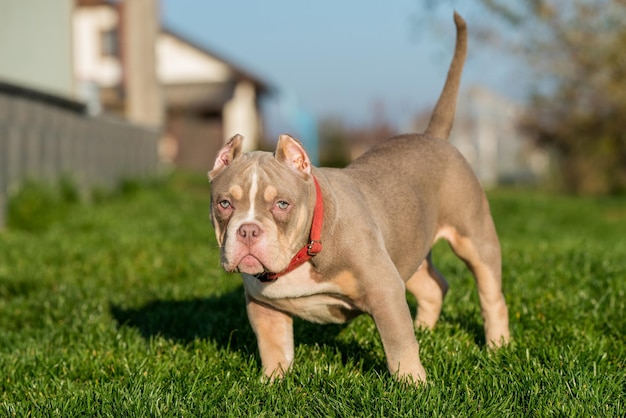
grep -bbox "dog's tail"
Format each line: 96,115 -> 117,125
424,12 -> 467,140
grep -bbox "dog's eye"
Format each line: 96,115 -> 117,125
275,200 -> 289,210
218,200 -> 232,209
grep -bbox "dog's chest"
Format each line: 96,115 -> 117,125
242,263 -> 361,324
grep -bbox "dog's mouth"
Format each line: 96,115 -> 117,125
235,255 -> 283,282
235,254 -> 270,275
252,272 -> 275,283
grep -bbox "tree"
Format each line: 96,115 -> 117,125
482,0 -> 626,194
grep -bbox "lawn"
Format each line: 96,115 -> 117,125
0,173 -> 625,416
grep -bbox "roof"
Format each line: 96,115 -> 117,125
161,26 -> 275,97
76,0 -> 275,97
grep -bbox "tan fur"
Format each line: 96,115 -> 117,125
263,185 -> 278,202
208,13 -> 509,384
228,185 -> 243,201
425,12 -> 468,140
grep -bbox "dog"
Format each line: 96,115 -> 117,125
207,12 -> 509,384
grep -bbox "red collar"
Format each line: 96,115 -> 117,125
257,176 -> 324,282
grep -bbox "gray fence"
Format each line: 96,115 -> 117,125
0,82 -> 162,229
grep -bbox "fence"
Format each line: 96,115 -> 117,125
0,82 -> 162,229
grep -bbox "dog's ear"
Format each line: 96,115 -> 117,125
208,134 -> 244,181
275,134 -> 311,177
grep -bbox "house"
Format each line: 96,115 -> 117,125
73,0 -> 273,171
0,0 -> 163,228
156,29 -> 273,171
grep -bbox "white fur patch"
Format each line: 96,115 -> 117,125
245,169 -> 259,222
242,264 -> 357,324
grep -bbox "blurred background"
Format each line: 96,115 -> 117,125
1,0 -> 625,229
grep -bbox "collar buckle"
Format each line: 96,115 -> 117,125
307,240 -> 322,256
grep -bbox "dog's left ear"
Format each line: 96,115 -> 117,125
208,134 -> 244,181
275,134 -> 311,178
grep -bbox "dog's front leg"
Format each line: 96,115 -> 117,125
245,293 -> 294,380
368,277 -> 427,384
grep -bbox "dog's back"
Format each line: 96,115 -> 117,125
321,12 -> 474,277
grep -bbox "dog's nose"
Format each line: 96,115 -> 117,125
238,223 -> 262,245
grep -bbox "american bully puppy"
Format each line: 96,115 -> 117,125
208,12 -> 509,384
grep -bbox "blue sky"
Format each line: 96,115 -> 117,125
161,0 -> 528,134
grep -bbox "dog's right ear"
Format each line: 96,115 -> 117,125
208,134 -> 243,181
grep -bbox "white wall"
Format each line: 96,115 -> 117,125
157,33 -> 232,84
0,0 -> 74,98
223,80 -> 259,151
73,5 -> 122,88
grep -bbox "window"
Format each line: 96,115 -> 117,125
101,28 -> 119,57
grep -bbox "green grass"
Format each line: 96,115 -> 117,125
1,174 -> 625,416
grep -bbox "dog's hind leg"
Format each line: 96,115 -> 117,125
406,252 -> 449,330
445,216 -> 510,347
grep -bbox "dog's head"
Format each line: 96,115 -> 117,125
208,134 -> 317,275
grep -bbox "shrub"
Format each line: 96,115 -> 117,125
7,179 -> 77,232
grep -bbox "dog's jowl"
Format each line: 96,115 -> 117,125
208,12 -> 510,384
